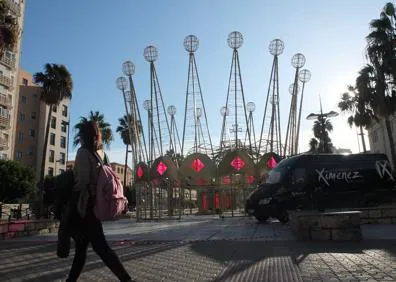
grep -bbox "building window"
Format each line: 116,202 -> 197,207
31,112 -> 36,120
16,151 -> 22,159
20,113 -> 25,121
121,168 -> 124,174
60,152 -> 65,165
59,169 -> 65,175
51,117 -> 56,129
52,105 -> 57,112
62,105 -> 68,117
29,129 -> 35,137
22,78 -> 28,86
18,132 -> 23,142
28,146 -> 33,156
33,94 -> 37,100
21,96 -> 26,104
61,122 -> 67,132
49,150 -> 54,163
60,136 -> 66,148
48,167 -> 54,176
50,133 -> 55,145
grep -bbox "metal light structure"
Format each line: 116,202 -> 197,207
181,35 -> 214,157
167,105 -> 182,159
144,46 -> 172,162
295,69 -> 311,152
284,53 -> 306,156
246,102 -> 257,153
220,31 -> 252,152
121,61 -> 149,164
258,39 -> 284,157
219,106 -> 231,148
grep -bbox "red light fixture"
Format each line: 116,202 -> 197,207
156,161 -> 168,175
231,156 -> 245,171
192,158 -> 205,173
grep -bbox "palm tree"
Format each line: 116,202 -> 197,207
34,64 -> 73,186
0,0 -> 18,57
73,110 -> 113,148
312,116 -> 333,153
338,79 -> 376,152
365,2 -> 396,164
116,114 -> 137,186
308,138 -> 318,153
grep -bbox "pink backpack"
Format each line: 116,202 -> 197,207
93,154 -> 128,221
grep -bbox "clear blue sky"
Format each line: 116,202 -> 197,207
21,0 -> 387,163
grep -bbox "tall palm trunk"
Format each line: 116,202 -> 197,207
124,144 -> 128,187
385,118 -> 396,168
359,126 -> 367,153
39,104 -> 53,218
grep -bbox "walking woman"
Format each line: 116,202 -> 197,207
66,121 -> 133,282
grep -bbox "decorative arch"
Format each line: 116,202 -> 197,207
257,152 -> 282,183
149,155 -> 179,181
134,162 -> 149,183
217,150 -> 256,186
179,153 -> 217,186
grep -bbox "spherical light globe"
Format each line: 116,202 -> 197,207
184,35 -> 199,53
227,31 -> 243,49
144,45 -> 158,62
247,102 -> 256,112
167,105 -> 177,116
143,100 -> 151,111
116,77 -> 128,90
299,69 -> 311,83
122,61 -> 135,76
269,39 -> 284,56
292,53 -> 306,68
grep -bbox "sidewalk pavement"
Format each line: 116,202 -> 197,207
1,216 -> 396,281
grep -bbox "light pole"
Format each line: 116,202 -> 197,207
306,101 -> 338,153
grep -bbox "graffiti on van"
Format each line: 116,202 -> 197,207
315,168 -> 363,186
375,160 -> 394,181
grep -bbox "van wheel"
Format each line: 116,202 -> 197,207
276,210 -> 289,223
255,214 -> 269,222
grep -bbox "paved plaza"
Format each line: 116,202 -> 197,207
1,215 -> 396,281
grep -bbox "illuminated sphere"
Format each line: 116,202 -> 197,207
220,106 -> 229,116
247,102 -> 256,112
291,53 -> 306,68
116,77 -> 128,90
143,99 -> 151,111
124,90 -> 131,102
299,69 -> 311,83
144,45 -> 158,62
167,105 -> 177,116
122,61 -> 135,76
227,31 -> 243,49
196,107 -> 202,118
184,35 -> 199,53
289,83 -> 300,95
269,39 -> 284,56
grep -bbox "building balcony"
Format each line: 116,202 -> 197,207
5,0 -> 20,16
0,115 -> 10,130
0,54 -> 16,69
0,136 -> 8,151
0,74 -> 13,89
0,95 -> 12,108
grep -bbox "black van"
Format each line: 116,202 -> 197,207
245,153 -> 396,222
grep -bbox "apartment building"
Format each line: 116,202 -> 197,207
14,69 -> 70,180
367,115 -> 396,167
110,162 -> 133,187
0,0 -> 25,160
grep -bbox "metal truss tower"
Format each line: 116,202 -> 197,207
246,102 -> 257,154
220,31 -> 252,152
284,53 -> 306,156
181,35 -> 213,157
295,69 -> 311,153
167,105 -> 182,157
116,73 -> 148,165
258,39 -> 284,156
144,45 -> 171,162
